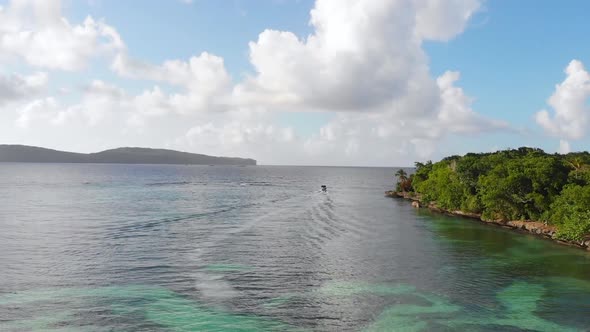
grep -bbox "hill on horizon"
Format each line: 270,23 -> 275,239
0,145 -> 256,166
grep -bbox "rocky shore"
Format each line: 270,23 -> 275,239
386,190 -> 590,251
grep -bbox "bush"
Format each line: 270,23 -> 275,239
414,162 -> 466,210
402,148 -> 589,240
546,184 -> 590,241
554,211 -> 590,242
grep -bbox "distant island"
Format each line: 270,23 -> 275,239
387,147 -> 590,250
0,145 -> 256,166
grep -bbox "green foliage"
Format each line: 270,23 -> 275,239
555,211 -> 590,242
415,162 -> 466,210
395,169 -> 408,181
545,184 -> 590,241
403,148 -> 589,239
460,194 -> 482,214
412,160 -> 432,188
478,155 -> 568,220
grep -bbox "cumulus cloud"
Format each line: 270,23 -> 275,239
79,80 -> 128,125
216,0 -> 503,163
112,52 -> 233,114
15,97 -> 69,128
437,71 -> 509,133
14,80 -> 127,128
176,68 -> 494,165
236,3 -> 428,111
234,0 -> 482,114
414,0 -> 481,41
536,60 -> 590,141
558,139 -> 571,154
184,122 -> 296,155
0,71 -> 47,104
0,0 -> 124,70
5,0 -> 515,165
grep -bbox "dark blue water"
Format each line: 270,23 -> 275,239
1,163 -> 590,331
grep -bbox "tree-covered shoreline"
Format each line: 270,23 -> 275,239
395,147 -> 590,242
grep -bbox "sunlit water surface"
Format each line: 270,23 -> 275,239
1,164 -> 590,331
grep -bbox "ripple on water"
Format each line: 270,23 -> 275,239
3,165 -> 590,331
202,264 -> 254,273
317,281 -> 416,297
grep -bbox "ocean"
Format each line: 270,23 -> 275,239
1,163 -> 589,331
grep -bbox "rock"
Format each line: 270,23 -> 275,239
387,192 -> 589,251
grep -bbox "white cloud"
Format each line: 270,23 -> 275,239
176,68 -> 492,165
166,113 -> 301,164
79,80 -> 128,125
0,0 -> 124,70
414,0 -> 481,41
558,139 -> 571,154
437,70 -> 509,133
5,0 -> 516,165
536,59 -> 590,141
14,80 -> 127,128
112,52 -> 232,114
234,0 -> 482,114
216,0 -> 504,163
15,97 -> 70,128
0,71 -> 47,104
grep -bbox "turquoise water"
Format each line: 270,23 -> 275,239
0,163 -> 589,331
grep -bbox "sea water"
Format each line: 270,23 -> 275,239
1,163 -> 589,331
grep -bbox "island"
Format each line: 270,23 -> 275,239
0,145 -> 256,166
387,147 -> 590,250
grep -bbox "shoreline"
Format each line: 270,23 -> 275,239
385,190 -> 590,251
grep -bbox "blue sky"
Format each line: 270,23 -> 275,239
66,1 -> 314,75
1,0 -> 589,165
426,0 -> 590,155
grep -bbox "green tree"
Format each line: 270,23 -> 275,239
545,184 -> 590,241
402,147 -> 589,241
478,154 -> 567,221
412,160 -> 432,189
395,169 -> 408,182
395,169 -> 413,192
415,162 -> 465,210
565,155 -> 590,186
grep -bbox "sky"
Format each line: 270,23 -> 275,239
0,0 -> 589,166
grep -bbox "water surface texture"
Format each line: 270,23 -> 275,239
1,164 -> 590,331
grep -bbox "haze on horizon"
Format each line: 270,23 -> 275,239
0,0 -> 589,166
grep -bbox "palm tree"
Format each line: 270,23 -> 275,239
395,169 -> 408,182
395,169 -> 411,192
566,157 -> 588,181
566,157 -> 584,171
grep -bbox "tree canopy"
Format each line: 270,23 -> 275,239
397,148 -> 590,241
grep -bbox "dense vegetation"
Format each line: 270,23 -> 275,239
395,147 -> 590,242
